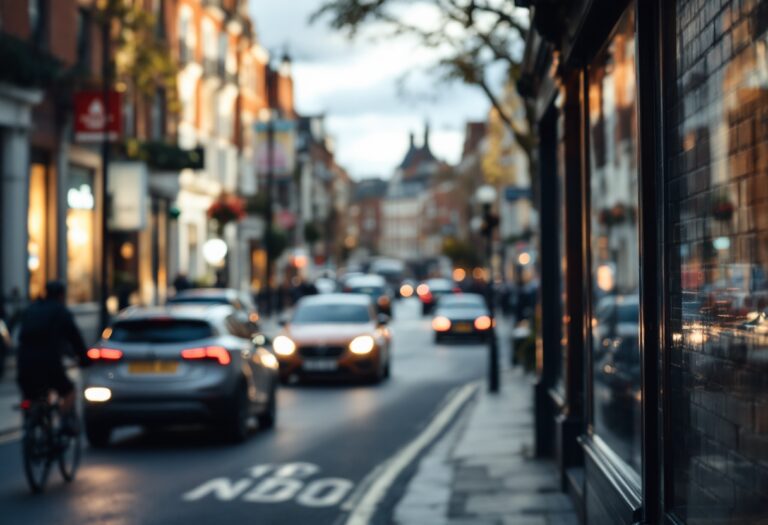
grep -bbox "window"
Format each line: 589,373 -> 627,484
67,166 -> 96,304
666,0 -> 768,522
29,0 -> 46,45
110,319 -> 214,343
28,163 -> 49,300
76,8 -> 91,72
587,4 -> 641,472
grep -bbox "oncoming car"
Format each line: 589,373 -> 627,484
343,274 -> 393,316
274,294 -> 391,383
82,305 -> 279,447
432,294 -> 493,343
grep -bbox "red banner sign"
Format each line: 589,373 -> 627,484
74,91 -> 122,143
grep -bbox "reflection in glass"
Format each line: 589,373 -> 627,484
67,165 -> 96,304
668,0 -> 768,521
588,4 -> 641,472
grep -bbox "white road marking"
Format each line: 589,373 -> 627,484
274,462 -> 319,479
243,477 -> 304,503
297,478 -> 354,508
342,381 -> 479,525
0,430 -> 22,445
182,478 -> 253,501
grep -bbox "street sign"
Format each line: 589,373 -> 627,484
504,186 -> 532,202
74,90 -> 122,143
108,162 -> 148,231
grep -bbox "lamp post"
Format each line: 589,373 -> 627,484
476,184 -> 499,393
99,11 -> 112,331
260,108 -> 275,316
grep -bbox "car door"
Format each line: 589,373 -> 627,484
226,313 -> 270,404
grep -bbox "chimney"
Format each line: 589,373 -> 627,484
423,122 -> 430,149
409,132 -> 415,148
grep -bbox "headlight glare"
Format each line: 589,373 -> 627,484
273,335 -> 297,356
349,335 -> 375,355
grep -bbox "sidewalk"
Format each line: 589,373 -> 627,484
393,367 -> 578,525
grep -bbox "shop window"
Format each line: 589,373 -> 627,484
28,163 -> 48,300
67,165 -> 96,304
666,0 -> 768,522
587,4 -> 641,472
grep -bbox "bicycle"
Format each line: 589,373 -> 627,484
19,392 -> 81,493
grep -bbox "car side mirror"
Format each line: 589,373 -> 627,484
377,314 -> 390,326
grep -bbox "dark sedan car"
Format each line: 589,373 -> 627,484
432,294 -> 493,343
418,278 -> 459,315
82,305 -> 279,446
343,274 -> 394,316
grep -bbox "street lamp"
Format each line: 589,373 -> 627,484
258,107 -> 276,316
475,184 -> 500,393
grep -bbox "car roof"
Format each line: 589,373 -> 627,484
297,293 -> 372,307
114,304 -> 235,322
439,293 -> 485,303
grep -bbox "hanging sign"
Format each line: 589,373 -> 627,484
74,90 -> 122,143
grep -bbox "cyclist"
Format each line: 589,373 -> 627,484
16,280 -> 90,434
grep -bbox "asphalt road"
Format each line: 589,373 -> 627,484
0,299 -> 487,525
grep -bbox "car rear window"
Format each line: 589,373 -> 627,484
293,304 -> 371,324
109,320 -> 215,343
167,296 -> 229,306
349,286 -> 384,297
440,298 -> 485,309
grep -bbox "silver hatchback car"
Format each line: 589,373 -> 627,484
82,304 -> 279,447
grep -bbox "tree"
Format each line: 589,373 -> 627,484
312,0 -> 536,185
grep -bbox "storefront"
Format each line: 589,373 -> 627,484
522,0 -> 768,523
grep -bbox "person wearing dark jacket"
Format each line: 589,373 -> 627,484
16,281 -> 90,432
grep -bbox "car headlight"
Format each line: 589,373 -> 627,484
84,387 -> 112,403
273,335 -> 297,356
349,335 -> 375,355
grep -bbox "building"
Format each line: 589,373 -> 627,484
519,0 -> 768,523
382,126 -> 449,260
348,177 -> 388,258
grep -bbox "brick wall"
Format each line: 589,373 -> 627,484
666,0 -> 768,522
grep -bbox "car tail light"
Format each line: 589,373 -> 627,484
453,287 -> 462,294
416,284 -> 430,296
87,348 -> 124,361
377,296 -> 390,307
20,399 -> 32,410
432,316 -> 452,332
181,346 -> 231,365
474,316 -> 493,331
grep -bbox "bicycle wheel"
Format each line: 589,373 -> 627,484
22,415 -> 51,493
58,418 -> 81,482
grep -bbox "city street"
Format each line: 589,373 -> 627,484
0,299 -> 488,524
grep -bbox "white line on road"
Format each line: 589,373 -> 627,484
342,381 -> 480,525
0,430 -> 22,445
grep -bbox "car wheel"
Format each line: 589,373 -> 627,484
257,386 -> 277,429
225,383 -> 250,443
85,421 -> 112,448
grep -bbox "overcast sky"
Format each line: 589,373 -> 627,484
248,0 -> 490,180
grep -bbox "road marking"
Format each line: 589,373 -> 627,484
342,381 -> 479,525
0,430 -> 22,445
182,462 -> 354,508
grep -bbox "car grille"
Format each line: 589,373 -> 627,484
299,345 -> 346,358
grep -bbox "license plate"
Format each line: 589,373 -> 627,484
128,361 -> 179,374
302,359 -> 338,372
454,323 -> 473,333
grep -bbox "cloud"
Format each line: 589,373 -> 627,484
248,0 -> 490,178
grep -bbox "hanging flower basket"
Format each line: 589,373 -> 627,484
207,194 -> 246,229
711,198 -> 735,222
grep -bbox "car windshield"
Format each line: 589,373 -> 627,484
293,304 -> 371,324
109,320 -> 215,343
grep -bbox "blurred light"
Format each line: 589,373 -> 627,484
249,312 -> 260,323
713,237 -> 730,251
273,335 -> 296,356
181,346 -> 231,365
377,296 -> 390,307
416,284 -> 430,297
400,284 -> 414,297
432,316 -> 452,332
293,255 -> 308,269
120,241 -> 135,260
106,296 -> 119,314
672,332 -> 683,343
87,348 -> 123,361
101,327 -> 113,340
474,316 -> 492,330
260,352 -> 279,369
349,335 -> 375,355
472,268 -> 486,280
452,268 -> 466,282
84,387 -> 112,403
203,238 -> 228,266
475,184 -> 497,204
596,264 -> 614,292
517,252 -> 531,266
